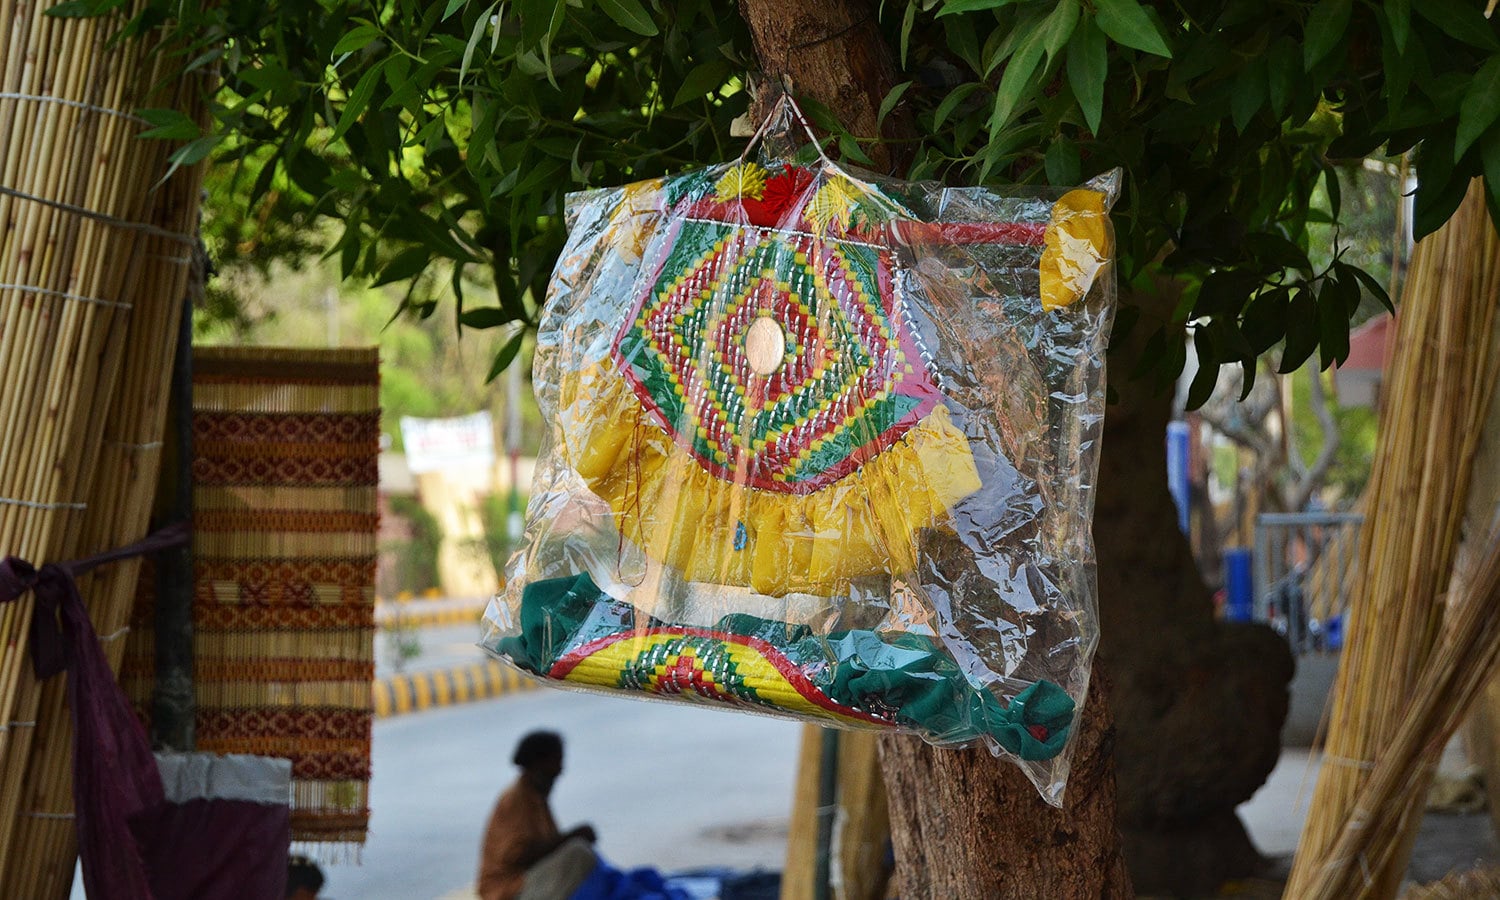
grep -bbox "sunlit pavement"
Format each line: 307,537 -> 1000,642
375,620 -> 492,679
322,687 -> 801,900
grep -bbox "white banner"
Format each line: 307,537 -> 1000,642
399,411 -> 494,473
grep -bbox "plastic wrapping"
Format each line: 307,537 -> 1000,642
482,97 -> 1118,803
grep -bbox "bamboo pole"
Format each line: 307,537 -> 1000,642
1285,180 -> 1500,898
0,1 -> 214,894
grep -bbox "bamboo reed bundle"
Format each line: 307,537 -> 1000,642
1290,523 -> 1500,899
1402,865 -> 1500,900
0,1 -> 213,894
0,128 -> 208,899
1285,180 -> 1500,898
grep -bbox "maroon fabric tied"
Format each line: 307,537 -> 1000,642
0,523 -> 188,900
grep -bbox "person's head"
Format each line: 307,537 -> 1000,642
286,855 -> 325,900
513,730 -> 564,791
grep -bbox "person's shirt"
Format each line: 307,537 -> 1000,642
478,775 -> 562,900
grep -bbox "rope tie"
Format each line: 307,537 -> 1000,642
0,497 -> 87,511
0,92 -> 150,125
0,185 -> 196,245
0,283 -> 132,310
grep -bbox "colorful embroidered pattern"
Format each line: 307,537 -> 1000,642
616,220 -> 942,493
124,348 -> 380,851
552,628 -> 889,728
499,573 -> 1076,759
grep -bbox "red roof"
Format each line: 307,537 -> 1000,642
1337,314 -> 1394,373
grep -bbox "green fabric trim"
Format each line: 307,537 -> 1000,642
497,574 -> 1073,761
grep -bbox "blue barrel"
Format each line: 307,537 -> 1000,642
1166,421 -> 1191,535
1224,547 -> 1254,623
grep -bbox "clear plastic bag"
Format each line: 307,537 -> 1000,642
481,96 -> 1118,803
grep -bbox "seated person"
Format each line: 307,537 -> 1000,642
479,731 -> 598,900
286,856 -> 325,900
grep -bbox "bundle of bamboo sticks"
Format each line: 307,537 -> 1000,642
0,1 -> 212,896
1286,179 -> 1500,898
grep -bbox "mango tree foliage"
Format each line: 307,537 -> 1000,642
58,0 -> 1500,403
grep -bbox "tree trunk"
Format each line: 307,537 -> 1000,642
737,3 -> 1129,897
1101,286 -> 1293,896
878,668 -> 1132,897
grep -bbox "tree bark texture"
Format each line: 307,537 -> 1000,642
1100,286 -> 1294,896
878,667 -> 1133,898
737,0 -> 911,173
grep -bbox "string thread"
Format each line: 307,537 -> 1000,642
0,92 -> 150,125
0,185 -> 195,245
0,283 -> 131,310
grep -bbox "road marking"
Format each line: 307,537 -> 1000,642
373,660 -> 536,719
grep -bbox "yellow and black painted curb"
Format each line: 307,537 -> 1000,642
376,602 -> 488,631
373,659 -> 536,718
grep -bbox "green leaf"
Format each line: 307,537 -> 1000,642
374,247 -> 432,286
332,23 -> 382,57
1094,0 -> 1171,58
460,1 -> 500,83
44,0 -> 120,17
1279,286 -> 1319,373
1316,278 -> 1352,368
1194,269 -> 1259,317
1303,0 -> 1351,70
459,306 -> 511,329
1385,0 -> 1411,53
442,0 -> 469,20
331,64 -> 384,142
900,0 -> 917,66
671,60 -> 731,107
878,81 -> 914,129
1266,38 -> 1298,119
1040,0 -> 1081,65
1456,58 -> 1500,162
989,29 -> 1046,133
136,108 -> 201,141
165,134 -> 222,173
184,47 -> 225,74
1067,17 -> 1107,134
486,329 -> 527,383
1344,263 -> 1394,313
1043,137 -> 1080,185
1483,129 -> 1500,229
1185,336 -> 1220,410
934,82 -> 982,130
937,0 -> 1025,16
596,0 -> 658,36
519,0 -> 563,48
1414,0 -> 1500,51
838,133 -> 876,167
1231,59 -> 1267,132
1241,286 -> 1291,354
1413,131 -> 1467,239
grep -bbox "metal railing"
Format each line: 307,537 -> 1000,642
1252,512 -> 1364,654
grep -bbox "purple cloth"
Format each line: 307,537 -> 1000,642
0,525 -> 186,899
131,795 -> 290,900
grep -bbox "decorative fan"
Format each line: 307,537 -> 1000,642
487,96 -> 1118,782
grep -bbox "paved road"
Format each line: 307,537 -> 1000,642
322,688 -> 802,899
375,621 -> 492,679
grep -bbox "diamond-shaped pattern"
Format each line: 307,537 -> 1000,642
615,220 -> 941,493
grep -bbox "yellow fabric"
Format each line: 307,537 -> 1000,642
560,363 -> 981,597
1039,188 -> 1111,312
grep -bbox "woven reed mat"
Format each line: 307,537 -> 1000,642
189,346 -> 379,850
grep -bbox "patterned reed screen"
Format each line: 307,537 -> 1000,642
189,347 -> 378,849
